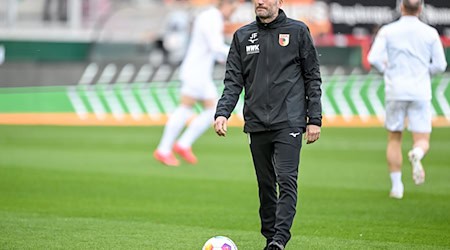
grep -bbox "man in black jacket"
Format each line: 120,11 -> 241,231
214,0 -> 322,248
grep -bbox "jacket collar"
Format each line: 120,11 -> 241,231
256,9 -> 286,29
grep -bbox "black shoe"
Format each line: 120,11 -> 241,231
263,239 -> 272,250
267,241 -> 284,250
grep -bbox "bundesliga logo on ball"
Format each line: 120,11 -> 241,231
202,236 -> 238,250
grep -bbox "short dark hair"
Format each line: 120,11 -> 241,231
402,0 -> 423,14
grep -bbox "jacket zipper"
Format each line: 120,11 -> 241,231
265,29 -> 270,129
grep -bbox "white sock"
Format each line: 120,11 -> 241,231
157,105 -> 193,154
390,171 -> 403,192
411,147 -> 425,160
177,108 -> 215,148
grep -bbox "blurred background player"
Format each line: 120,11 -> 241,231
43,0 -> 68,22
154,0 -> 241,166
368,0 -> 447,199
0,45 -> 4,66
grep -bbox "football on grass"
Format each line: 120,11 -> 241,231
202,236 -> 238,250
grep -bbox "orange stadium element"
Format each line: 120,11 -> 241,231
1,113 -> 449,128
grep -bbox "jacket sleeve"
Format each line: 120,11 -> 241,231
215,32 -> 244,119
299,27 -> 322,126
429,29 -> 447,75
367,27 -> 388,73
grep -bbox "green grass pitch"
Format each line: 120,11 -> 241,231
0,125 -> 449,249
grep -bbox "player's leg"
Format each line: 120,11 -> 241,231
387,131 -> 404,198
249,131 -> 277,247
385,101 -> 407,198
408,132 -> 429,185
154,94 -> 195,166
270,127 -> 302,248
175,82 -> 217,164
407,100 -> 432,185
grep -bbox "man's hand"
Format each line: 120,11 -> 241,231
214,116 -> 228,137
304,124 -> 321,144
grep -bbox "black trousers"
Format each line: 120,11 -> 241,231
249,127 -> 303,246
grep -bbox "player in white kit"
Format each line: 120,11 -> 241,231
154,0 -> 240,166
368,0 -> 447,199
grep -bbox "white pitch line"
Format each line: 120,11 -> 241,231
133,65 -> 162,120
321,82 -> 336,121
102,86 -> 125,120
436,78 -> 450,120
120,86 -> 143,120
67,86 -> 88,120
79,62 -> 99,85
96,64 -> 125,120
134,64 -> 153,83
78,63 -> 109,120
333,66 -> 346,76
350,77 -> 370,122
367,78 -> 385,121
68,62 -> 99,119
154,85 -> 177,115
97,63 -> 117,85
430,77 -> 441,118
152,64 -> 173,82
85,86 -> 107,120
137,84 -> 162,121
116,64 -> 135,83
333,79 -> 353,122
116,64 -> 144,120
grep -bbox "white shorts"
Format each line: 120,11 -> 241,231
180,79 -> 218,100
385,100 -> 432,133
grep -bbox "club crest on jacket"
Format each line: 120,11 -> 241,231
279,34 -> 290,46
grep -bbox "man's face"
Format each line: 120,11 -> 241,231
254,0 -> 281,20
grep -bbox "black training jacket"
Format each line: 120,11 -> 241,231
215,9 -> 322,133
